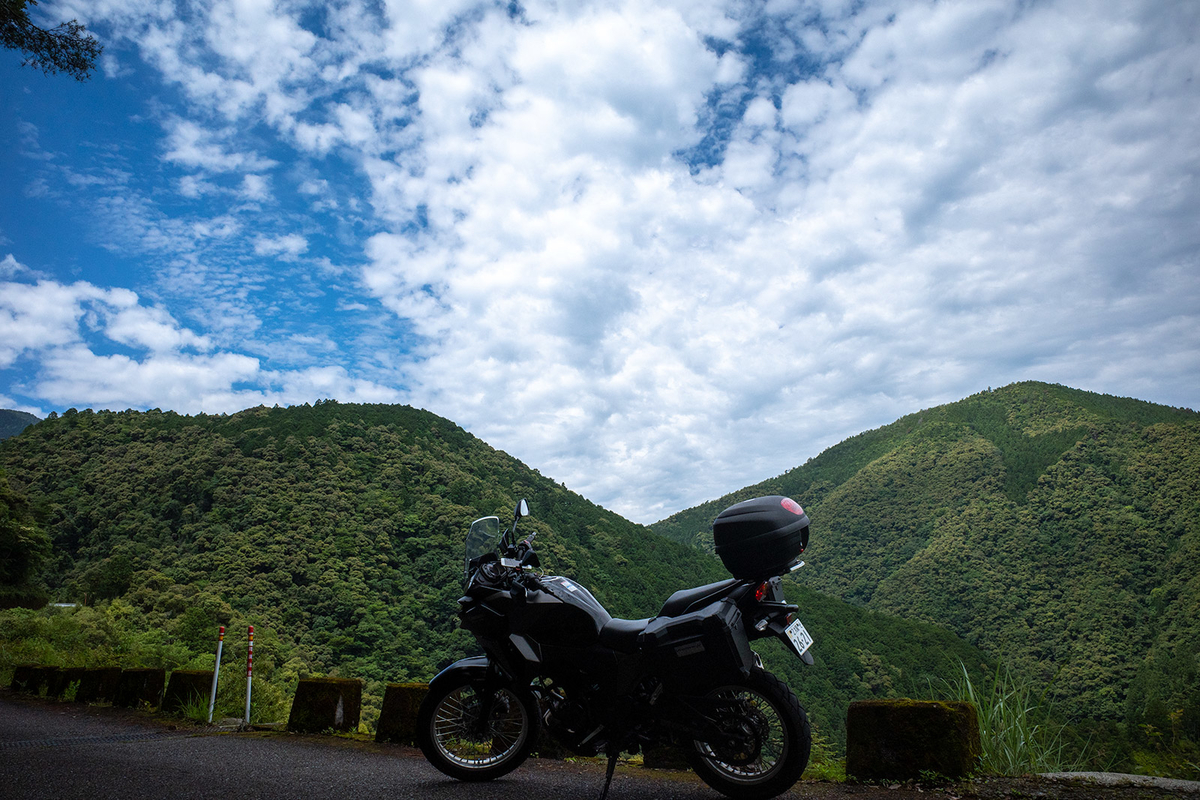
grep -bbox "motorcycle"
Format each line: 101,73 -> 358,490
416,495 -> 816,800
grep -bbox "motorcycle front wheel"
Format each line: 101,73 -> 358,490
687,668 -> 811,800
416,674 -> 540,782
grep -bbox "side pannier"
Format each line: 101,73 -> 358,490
640,600 -> 755,690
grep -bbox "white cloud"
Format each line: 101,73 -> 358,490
162,118 -> 277,173
105,303 -> 213,353
0,278 -> 214,368
1,254 -> 30,279
254,233 -> 309,260
36,347 -> 262,412
11,0 -> 1200,523
0,280 -> 97,367
240,174 -> 271,201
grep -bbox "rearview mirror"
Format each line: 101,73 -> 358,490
515,498 -> 529,520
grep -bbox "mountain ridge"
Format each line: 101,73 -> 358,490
0,399 -> 990,749
0,409 -> 41,440
650,381 -> 1200,772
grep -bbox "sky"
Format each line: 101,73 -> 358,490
2,0 -> 1198,524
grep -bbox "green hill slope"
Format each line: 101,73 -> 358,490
0,410 -> 40,440
0,401 -> 990,746
652,382 -> 1200,761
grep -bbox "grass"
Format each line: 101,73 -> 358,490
177,692 -> 216,724
937,661 -> 1090,776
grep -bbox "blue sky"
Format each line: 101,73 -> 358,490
2,0 -> 1198,523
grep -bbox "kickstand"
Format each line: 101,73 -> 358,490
598,743 -> 619,800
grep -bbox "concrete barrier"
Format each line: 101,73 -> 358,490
47,666 -> 87,699
375,682 -> 429,745
28,666 -> 58,696
76,667 -> 123,703
163,669 -> 215,714
846,699 -> 980,781
287,678 -> 362,733
115,668 -> 166,709
9,665 -> 40,693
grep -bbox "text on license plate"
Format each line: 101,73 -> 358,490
784,619 -> 813,655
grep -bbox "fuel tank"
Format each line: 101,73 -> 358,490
512,575 -> 613,648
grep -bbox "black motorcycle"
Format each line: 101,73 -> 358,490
416,495 -> 816,800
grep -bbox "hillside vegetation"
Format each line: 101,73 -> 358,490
0,409 -> 40,440
652,382 -> 1200,776
0,401 -> 989,745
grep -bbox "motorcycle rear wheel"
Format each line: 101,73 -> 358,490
416,674 -> 540,781
686,668 -> 811,800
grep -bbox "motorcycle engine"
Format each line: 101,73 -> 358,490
545,692 -> 604,756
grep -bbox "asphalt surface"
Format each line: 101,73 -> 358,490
0,691 -> 713,800
7,692 -> 1198,800
1040,772 -> 1200,793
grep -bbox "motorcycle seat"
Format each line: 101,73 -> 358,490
657,578 -> 741,617
599,617 -> 651,654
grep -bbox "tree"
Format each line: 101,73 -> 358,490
0,469 -> 51,608
1,0 -> 102,81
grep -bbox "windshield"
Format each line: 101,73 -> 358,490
464,516 -> 501,584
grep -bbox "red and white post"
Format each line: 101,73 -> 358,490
243,625 -> 254,726
207,625 -> 225,723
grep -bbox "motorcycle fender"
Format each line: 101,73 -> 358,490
428,655 -> 491,694
771,623 -> 814,665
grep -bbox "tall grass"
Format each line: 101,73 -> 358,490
938,661 -> 1090,775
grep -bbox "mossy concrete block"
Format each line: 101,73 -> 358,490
375,682 -> 429,744
288,678 -> 362,733
48,666 -> 87,699
29,666 -> 59,696
115,668 -> 166,709
10,665 -> 39,693
163,670 -> 214,714
77,667 -> 123,703
846,699 -> 980,782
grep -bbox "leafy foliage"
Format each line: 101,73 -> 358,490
653,381 -> 1200,775
1,0 -> 102,80
0,468 -> 51,608
0,400 -> 995,745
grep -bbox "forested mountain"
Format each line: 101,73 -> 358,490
653,382 -> 1200,768
0,400 -> 988,746
0,409 -> 40,440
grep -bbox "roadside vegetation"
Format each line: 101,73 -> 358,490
3,383 -> 1198,778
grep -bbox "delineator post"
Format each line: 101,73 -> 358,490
243,625 -> 254,726
207,626 -> 225,723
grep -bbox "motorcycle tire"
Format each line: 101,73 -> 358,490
686,668 -> 811,800
416,673 -> 540,782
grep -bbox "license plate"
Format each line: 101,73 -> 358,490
784,619 -> 813,656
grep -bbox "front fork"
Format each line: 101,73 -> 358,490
469,658 -> 513,737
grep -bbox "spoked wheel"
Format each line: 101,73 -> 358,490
416,674 -> 539,781
687,669 -> 811,800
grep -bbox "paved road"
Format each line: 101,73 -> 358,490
13,692 -> 1195,800
0,692 -> 713,800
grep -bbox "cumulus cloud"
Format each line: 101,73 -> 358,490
0,278 -> 210,367
8,0 -> 1199,522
